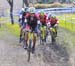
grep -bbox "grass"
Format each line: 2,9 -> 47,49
5,23 -> 20,37
0,27 -> 4,37
0,16 -> 20,37
57,14 -> 75,32
57,14 -> 75,46
0,18 -> 4,21
0,25 -> 4,30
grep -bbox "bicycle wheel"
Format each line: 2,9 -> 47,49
23,32 -> 27,49
41,32 -> 45,45
28,40 -> 32,62
40,34 -> 42,45
51,29 -> 56,43
40,30 -> 46,45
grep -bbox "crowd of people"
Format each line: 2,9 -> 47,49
18,7 -> 59,53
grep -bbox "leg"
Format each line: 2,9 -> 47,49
32,33 -> 37,53
19,28 -> 23,43
23,32 -> 28,49
55,27 -> 57,37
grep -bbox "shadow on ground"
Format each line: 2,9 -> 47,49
35,41 -> 71,66
42,42 -> 70,66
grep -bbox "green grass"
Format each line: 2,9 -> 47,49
57,14 -> 75,46
0,27 -> 4,30
0,16 -> 20,37
0,18 -> 4,21
5,23 -> 20,37
57,14 -> 75,32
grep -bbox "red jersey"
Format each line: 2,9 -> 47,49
25,13 -> 38,29
39,14 -> 47,25
50,18 -> 58,25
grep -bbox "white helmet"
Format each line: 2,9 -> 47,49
51,14 -> 56,18
22,8 -> 25,12
29,7 -> 36,13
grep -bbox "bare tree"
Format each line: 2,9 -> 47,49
7,0 -> 14,24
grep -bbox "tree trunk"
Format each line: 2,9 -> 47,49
10,2 -> 14,24
7,0 -> 14,24
23,0 -> 29,7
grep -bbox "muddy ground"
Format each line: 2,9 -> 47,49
0,24 -> 75,66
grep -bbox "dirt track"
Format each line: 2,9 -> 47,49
0,24 -> 75,66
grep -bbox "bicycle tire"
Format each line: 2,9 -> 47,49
40,29 -> 46,45
28,40 -> 32,62
28,50 -> 30,62
40,36 -> 41,44
51,28 -> 56,43
23,32 -> 27,49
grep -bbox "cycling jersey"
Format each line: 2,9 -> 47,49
25,13 -> 38,32
39,14 -> 47,26
49,18 -> 58,26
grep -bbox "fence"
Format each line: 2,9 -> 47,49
36,7 -> 75,14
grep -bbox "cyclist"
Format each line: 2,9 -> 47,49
24,7 -> 39,53
18,8 -> 24,26
18,7 -> 29,43
48,14 -> 59,37
39,10 -> 47,26
38,10 -> 48,42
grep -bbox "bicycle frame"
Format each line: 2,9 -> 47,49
27,30 -> 34,62
49,27 -> 56,43
40,26 -> 47,44
28,31 -> 34,44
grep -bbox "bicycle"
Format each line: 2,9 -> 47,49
49,26 -> 57,43
23,27 -> 35,62
40,25 -> 47,45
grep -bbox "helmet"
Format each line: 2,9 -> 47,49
40,10 -> 45,16
24,7 -> 29,12
29,7 -> 36,13
21,8 -> 25,12
51,14 -> 56,18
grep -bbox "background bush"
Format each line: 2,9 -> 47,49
30,2 -> 74,9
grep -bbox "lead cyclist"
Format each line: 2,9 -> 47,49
24,7 -> 39,53
47,14 -> 59,37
